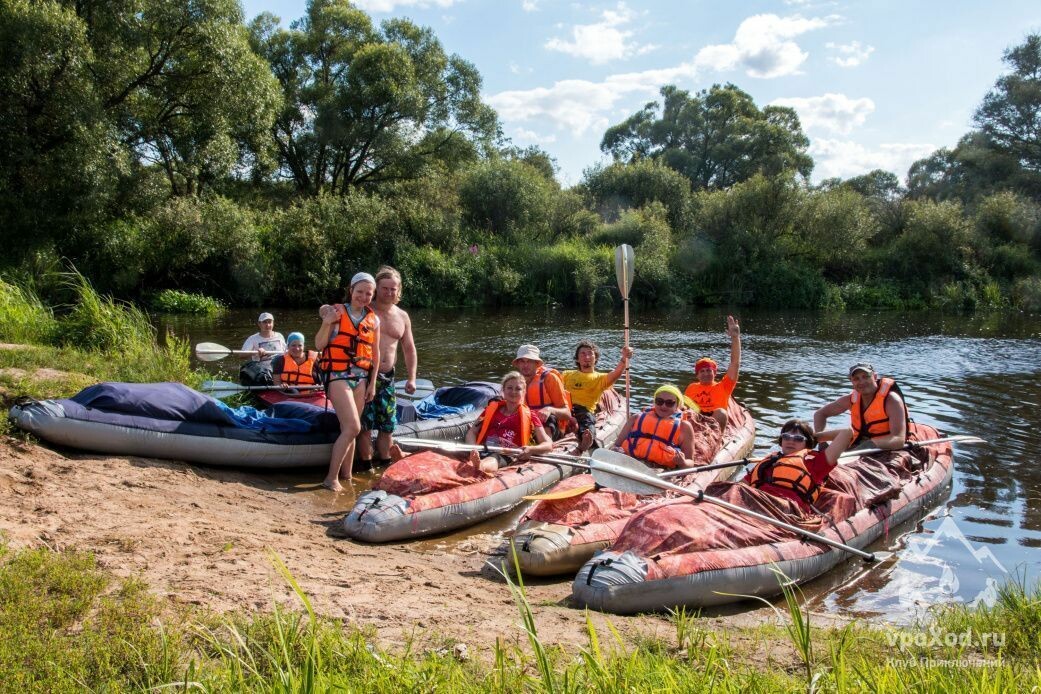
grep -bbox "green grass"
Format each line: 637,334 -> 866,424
0,272 -> 204,412
0,277 -> 58,344
0,541 -> 1039,692
150,289 -> 227,316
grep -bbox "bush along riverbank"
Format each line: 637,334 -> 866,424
5,0 -> 1041,313
0,542 -> 1038,691
0,272 -> 206,432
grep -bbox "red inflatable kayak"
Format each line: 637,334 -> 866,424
343,389 -> 628,542
510,398 -> 756,575
572,423 -> 954,613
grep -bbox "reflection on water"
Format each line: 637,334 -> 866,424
163,305 -> 1041,622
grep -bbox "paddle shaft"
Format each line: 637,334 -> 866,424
659,458 -> 753,479
203,384 -> 325,393
395,437 -> 586,464
197,349 -> 285,358
658,434 -> 985,481
837,435 -> 982,460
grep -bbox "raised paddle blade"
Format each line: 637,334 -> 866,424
195,342 -> 233,362
614,244 -> 635,299
590,448 -> 662,495
523,483 -> 597,501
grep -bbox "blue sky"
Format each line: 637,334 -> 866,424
242,0 -> 1041,186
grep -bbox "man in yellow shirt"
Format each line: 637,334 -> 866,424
563,340 -> 634,450
683,315 -> 740,430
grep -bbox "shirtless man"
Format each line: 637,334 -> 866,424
356,266 -> 418,469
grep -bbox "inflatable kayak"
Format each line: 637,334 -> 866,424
343,389 -> 628,542
572,423 -> 953,614
10,381 -> 496,469
510,399 -> 756,576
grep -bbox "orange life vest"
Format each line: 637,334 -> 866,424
475,399 -> 533,446
280,350 -> 319,386
621,408 -> 684,469
525,367 -> 572,410
320,305 -> 376,373
747,449 -> 822,507
850,377 -> 907,444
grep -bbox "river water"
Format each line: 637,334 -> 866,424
165,305 -> 1041,622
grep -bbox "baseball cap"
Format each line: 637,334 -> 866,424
848,362 -> 875,376
258,312 -> 274,322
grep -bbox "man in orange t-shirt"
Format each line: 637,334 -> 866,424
683,315 -> 740,430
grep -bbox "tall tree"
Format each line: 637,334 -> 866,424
600,84 -> 813,191
974,34 -> 1041,175
251,0 -> 499,195
0,0 -> 115,258
73,0 -> 281,196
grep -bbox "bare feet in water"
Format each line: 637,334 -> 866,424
322,478 -> 344,492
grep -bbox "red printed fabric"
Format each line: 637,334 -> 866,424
375,389 -> 626,513
611,423 -> 948,581
376,450 -> 487,497
685,409 -> 724,463
524,473 -> 641,525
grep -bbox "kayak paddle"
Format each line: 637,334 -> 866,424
394,378 -> 435,399
583,448 -> 879,561
614,244 -> 635,419
195,341 -> 284,362
201,379 -> 325,399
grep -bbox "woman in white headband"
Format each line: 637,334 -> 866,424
315,272 -> 381,491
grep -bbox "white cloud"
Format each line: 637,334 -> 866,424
771,93 -> 875,134
490,13 -> 833,137
784,0 -> 837,7
512,128 -> 556,144
488,79 -> 617,135
545,3 -> 656,65
694,13 -> 834,78
521,0 -> 538,10
826,40 -> 874,68
487,60 -> 698,135
810,138 -> 936,180
353,0 -> 458,11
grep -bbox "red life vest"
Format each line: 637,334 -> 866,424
747,449 -> 823,507
850,377 -> 907,444
280,350 -> 319,386
475,399 -> 533,447
320,305 -> 376,372
621,408 -> 684,469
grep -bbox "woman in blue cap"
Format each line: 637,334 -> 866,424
271,332 -> 323,391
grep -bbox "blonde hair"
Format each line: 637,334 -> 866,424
501,370 -> 526,389
375,265 -> 403,304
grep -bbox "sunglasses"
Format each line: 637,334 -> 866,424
780,432 -> 807,442
654,397 -> 678,407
